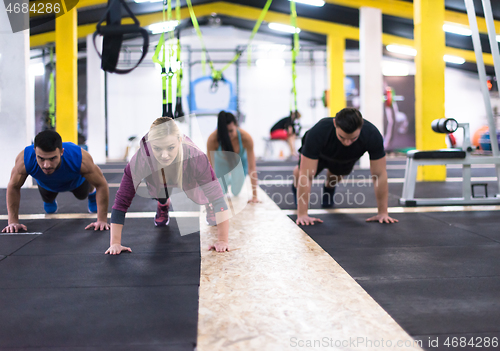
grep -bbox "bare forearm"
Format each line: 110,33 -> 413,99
217,220 -> 229,242
6,186 -> 21,224
297,178 -> 312,217
373,173 -> 389,214
96,185 -> 109,222
249,169 -> 259,199
207,149 -> 214,168
110,223 -> 124,245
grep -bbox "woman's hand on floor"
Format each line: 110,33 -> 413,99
247,197 -> 261,204
105,244 -> 132,255
209,241 -> 230,252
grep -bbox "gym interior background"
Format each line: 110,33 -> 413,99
1,0 -> 500,350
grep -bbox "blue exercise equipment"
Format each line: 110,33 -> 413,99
188,76 -> 237,116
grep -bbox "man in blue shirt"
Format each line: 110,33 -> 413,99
2,130 -> 110,233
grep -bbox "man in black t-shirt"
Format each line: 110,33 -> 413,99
292,107 -> 398,225
270,111 -> 301,158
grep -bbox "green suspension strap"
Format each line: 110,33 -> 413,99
186,0 -> 214,78
152,0 -> 175,117
166,0 -> 175,117
216,0 -> 273,77
152,0 -> 168,116
246,0 -> 273,68
186,0 -> 273,91
290,0 -> 299,116
174,0 -> 184,118
212,0 -> 273,83
289,0 -> 301,136
48,47 -> 56,129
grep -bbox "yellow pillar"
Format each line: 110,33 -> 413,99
327,34 -> 346,116
414,0 -> 446,181
55,8 -> 78,144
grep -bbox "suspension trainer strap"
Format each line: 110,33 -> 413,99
175,0 -> 183,103
186,0 -> 214,77
48,47 -> 55,128
93,0 -> 149,74
152,0 -> 173,117
174,0 -> 185,118
186,0 -> 273,88
246,0 -> 273,67
152,0 -> 172,117
290,0 -> 299,113
167,66 -> 174,117
166,0 -> 174,117
152,32 -> 168,116
216,0 -> 273,80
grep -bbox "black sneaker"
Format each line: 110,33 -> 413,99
321,186 -> 336,208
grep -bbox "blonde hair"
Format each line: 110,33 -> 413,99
148,117 -> 184,188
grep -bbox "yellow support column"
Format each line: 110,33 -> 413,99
414,0 -> 446,181
55,8 -> 78,144
327,34 -> 346,116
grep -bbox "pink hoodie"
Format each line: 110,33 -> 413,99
112,134 -> 224,216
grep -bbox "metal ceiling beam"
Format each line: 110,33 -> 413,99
30,1 -> 356,46
325,0 -> 500,34
326,0 -> 413,19
29,1 -> 495,66
31,0 -> 500,35
30,0 -> 107,18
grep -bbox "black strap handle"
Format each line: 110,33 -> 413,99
92,0 -> 149,74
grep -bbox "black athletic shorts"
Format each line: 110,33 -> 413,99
38,179 -> 91,203
298,156 -> 355,177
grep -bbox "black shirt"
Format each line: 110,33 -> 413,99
299,117 -> 385,164
271,117 -> 293,133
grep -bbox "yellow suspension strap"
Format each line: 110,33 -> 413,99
174,35 -> 185,115
174,0 -> 184,118
166,0 -> 175,117
186,0 -> 214,78
186,0 -> 273,92
290,0 -> 300,116
246,0 -> 273,67
48,47 -> 56,129
211,0 -> 274,90
152,0 -> 174,117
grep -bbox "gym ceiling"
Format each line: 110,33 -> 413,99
28,0 -> 500,74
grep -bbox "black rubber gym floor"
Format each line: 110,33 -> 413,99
260,161 -> 500,210
0,163 -> 200,350
270,160 -> 500,350
2,159 -> 500,350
